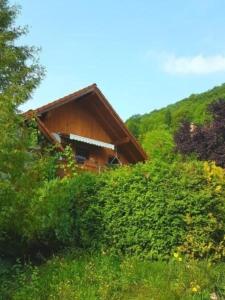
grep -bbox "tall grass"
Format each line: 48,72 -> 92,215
1,252 -> 224,299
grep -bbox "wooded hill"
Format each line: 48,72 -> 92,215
126,83 -> 225,140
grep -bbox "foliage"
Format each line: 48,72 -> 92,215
0,0 -> 44,105
0,0 -> 43,181
25,173 -> 101,253
175,99 -> 225,167
0,2 -> 98,260
97,159 -> 225,260
125,114 -> 142,138
0,150 -> 59,258
126,83 -> 225,144
0,6 -> 225,298
1,157 -> 224,262
142,128 -> 175,160
0,0 -> 53,259
0,0 -> 44,181
0,171 -> 102,259
60,145 -> 79,177
0,252 -> 224,299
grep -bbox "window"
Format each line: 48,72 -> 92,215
108,156 -> 119,165
75,144 -> 90,164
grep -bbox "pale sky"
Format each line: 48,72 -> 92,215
15,0 -> 225,120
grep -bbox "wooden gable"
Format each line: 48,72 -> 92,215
25,84 -> 147,171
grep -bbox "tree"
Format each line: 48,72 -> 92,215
164,110 -> 172,128
143,129 -> 175,160
0,0 -> 44,178
175,99 -> 225,168
0,0 -> 44,104
0,0 -> 45,258
126,114 -> 141,138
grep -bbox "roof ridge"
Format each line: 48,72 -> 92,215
25,83 -> 97,115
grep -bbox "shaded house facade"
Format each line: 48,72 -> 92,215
25,84 -> 147,172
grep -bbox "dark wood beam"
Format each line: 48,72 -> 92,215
119,145 -> 137,163
115,137 -> 130,146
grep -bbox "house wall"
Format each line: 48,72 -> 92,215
40,99 -> 128,170
41,100 -> 112,143
72,143 -> 128,172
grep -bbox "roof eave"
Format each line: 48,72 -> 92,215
23,84 -> 148,162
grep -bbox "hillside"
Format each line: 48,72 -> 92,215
126,83 -> 225,141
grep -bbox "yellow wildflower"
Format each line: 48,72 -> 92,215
191,284 -> 200,293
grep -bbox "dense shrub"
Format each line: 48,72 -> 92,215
175,99 -> 225,168
98,159 -> 225,260
0,152 -> 59,259
2,158 -> 224,262
26,173 -> 101,251
0,170 -> 101,260
1,158 -> 224,262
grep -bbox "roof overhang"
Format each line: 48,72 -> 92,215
23,84 -> 148,162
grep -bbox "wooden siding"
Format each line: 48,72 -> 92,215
41,97 -> 112,143
40,94 -> 129,170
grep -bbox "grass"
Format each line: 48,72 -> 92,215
0,251 -> 224,300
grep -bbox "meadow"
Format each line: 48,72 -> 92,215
1,252 -> 224,300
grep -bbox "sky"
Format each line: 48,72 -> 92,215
14,0 -> 225,120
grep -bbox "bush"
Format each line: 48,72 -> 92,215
27,173 -> 102,252
1,156 -> 224,262
98,159 -> 225,260
0,170 -> 101,260
0,151 -> 60,259
175,99 -> 225,168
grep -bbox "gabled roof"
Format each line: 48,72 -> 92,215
34,84 -> 97,115
24,84 -> 147,162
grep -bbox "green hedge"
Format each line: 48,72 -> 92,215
98,160 -> 225,260
0,172 -> 101,259
1,158 -> 224,261
27,174 -> 102,250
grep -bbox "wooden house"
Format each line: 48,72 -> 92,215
25,84 -> 147,172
